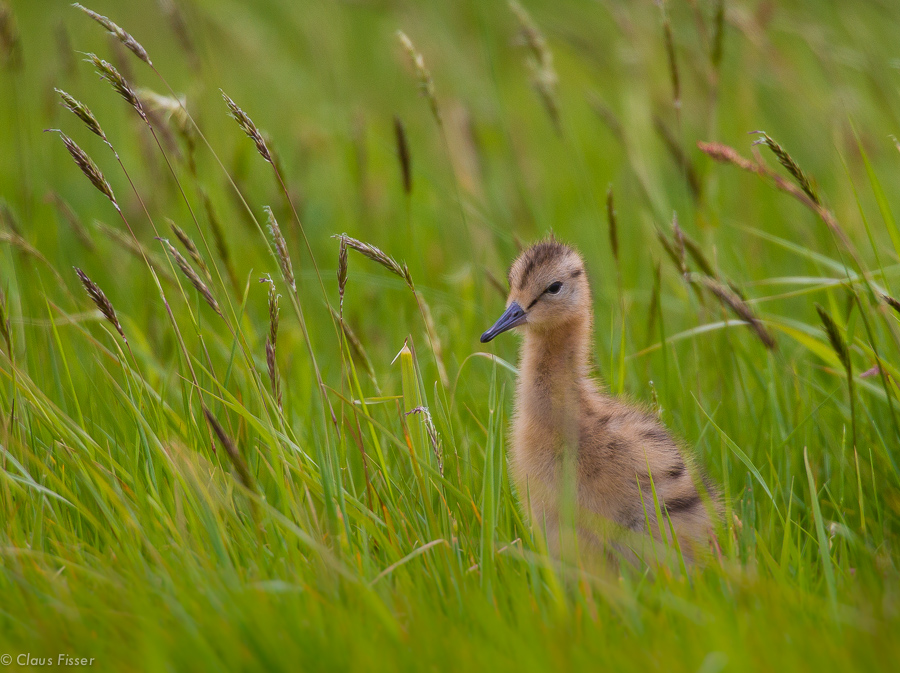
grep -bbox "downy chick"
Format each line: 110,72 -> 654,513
481,241 -> 717,564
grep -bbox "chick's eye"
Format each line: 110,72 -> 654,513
546,281 -> 563,295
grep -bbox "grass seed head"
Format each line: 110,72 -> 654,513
335,234 -> 411,287
0,285 -> 11,354
168,219 -> 211,281
337,236 -> 348,313
265,207 -> 295,292
752,131 -> 819,205
87,53 -> 148,123
815,303 -> 850,372
221,90 -> 272,163
661,11 -> 680,108
158,238 -> 222,317
202,407 -> 255,491
74,267 -> 126,342
606,185 -> 618,263
697,141 -> 759,173
396,30 -> 441,124
698,275 -> 776,349
882,293 -> 900,316
55,89 -> 108,143
73,3 -> 151,66
50,130 -> 118,209
394,116 -> 412,194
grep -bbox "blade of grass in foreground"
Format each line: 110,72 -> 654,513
804,447 -> 839,621
694,395 -> 782,520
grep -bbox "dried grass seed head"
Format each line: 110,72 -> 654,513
158,237 -> 222,316
752,131 -> 819,205
202,407 -> 255,491
50,130 -> 118,208
56,89 -> 108,143
698,275 -> 776,349
74,266 -> 126,342
0,285 -> 11,353
815,303 -> 851,371
221,90 -> 272,163
334,234 -> 411,287
265,207 -> 295,292
87,53 -> 148,122
73,3 -> 151,66
168,219 -> 210,281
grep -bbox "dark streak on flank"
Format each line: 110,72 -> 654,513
663,493 -> 700,514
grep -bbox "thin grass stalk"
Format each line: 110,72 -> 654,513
47,192 -> 94,250
97,15 -> 339,458
51,123 -> 215,448
82,43 -> 276,430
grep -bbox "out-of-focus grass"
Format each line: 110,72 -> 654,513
1,0 -> 900,670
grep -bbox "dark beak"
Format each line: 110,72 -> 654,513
480,302 -> 526,343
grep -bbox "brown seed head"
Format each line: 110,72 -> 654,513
265,207 -> 295,292
221,90 -> 272,163
883,293 -> 900,316
337,236 -> 348,312
86,53 -> 147,122
202,407 -> 255,491
73,3 -> 151,66
158,238 -> 222,317
0,285 -> 11,354
334,234 -> 411,287
815,303 -> 851,372
50,130 -> 118,208
394,116 -> 412,194
74,267 -> 126,342
696,275 -> 776,349
752,131 -> 820,205
55,88 -> 108,143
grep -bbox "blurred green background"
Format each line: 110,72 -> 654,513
1,0 -> 900,670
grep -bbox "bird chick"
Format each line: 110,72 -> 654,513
481,240 -> 717,565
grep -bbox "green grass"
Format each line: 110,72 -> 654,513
1,0 -> 900,670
